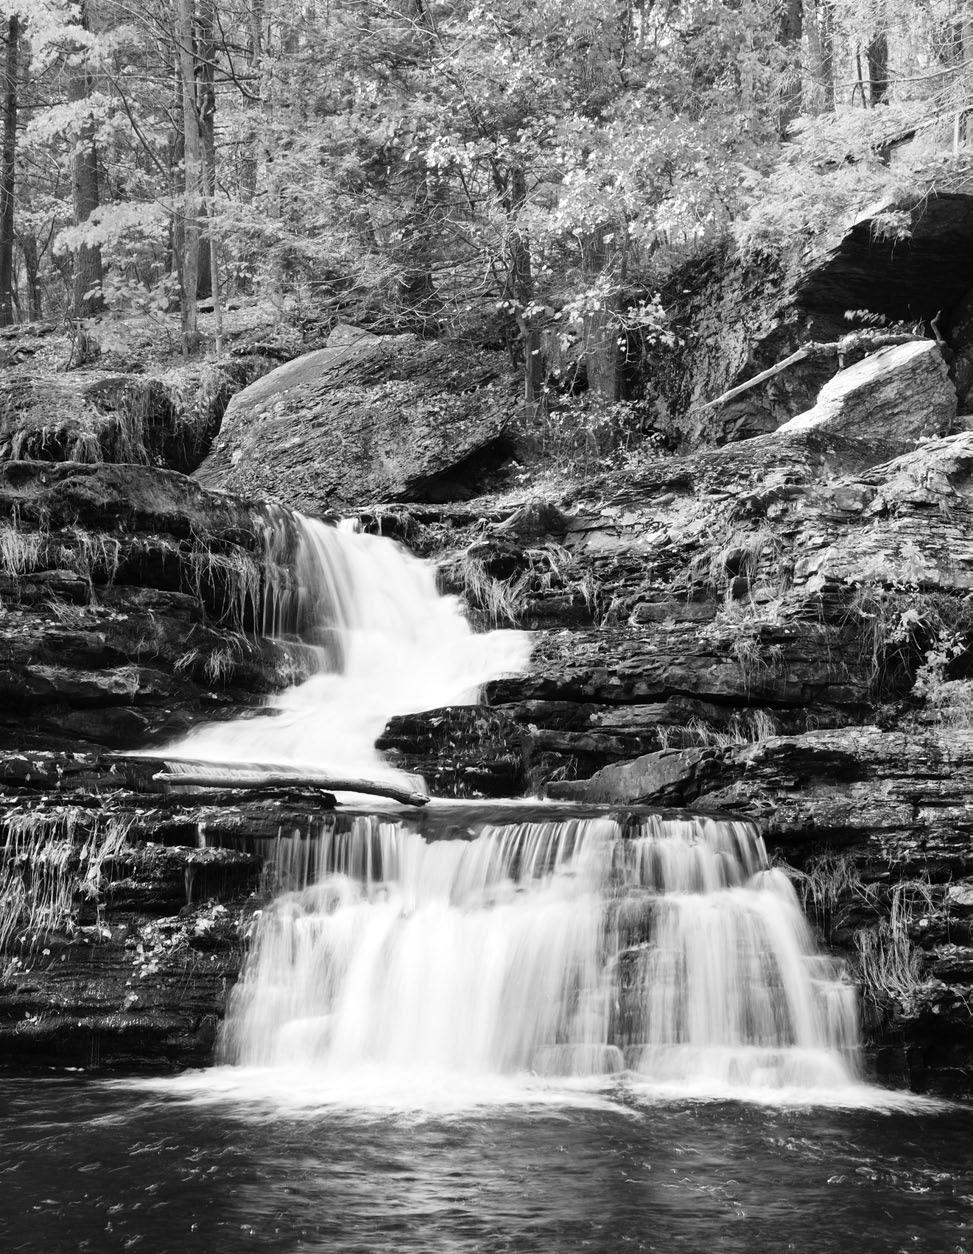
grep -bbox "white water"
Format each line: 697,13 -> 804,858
219,814 -> 864,1099
168,512 -> 530,781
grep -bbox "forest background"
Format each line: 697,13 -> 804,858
0,0 -> 970,430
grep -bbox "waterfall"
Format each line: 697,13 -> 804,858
168,512 -> 530,780
218,813 -> 861,1095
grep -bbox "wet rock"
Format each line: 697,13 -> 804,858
197,333 -> 520,510
548,747 -> 711,805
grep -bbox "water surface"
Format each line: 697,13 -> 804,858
0,1075 -> 969,1253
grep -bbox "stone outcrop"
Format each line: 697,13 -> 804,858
197,328 -> 520,510
374,425 -> 973,788
651,191 -> 973,446
0,318 -> 309,474
0,757 -> 342,1069
776,340 -> 955,444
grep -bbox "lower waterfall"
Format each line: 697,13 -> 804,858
217,812 -> 861,1097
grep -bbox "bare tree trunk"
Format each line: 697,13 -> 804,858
196,0 -> 216,300
778,0 -> 803,132
240,0 -> 263,205
391,0 -> 440,325
957,15 -> 973,148
176,0 -> 202,352
0,16 -> 18,328
19,231 -> 41,319
504,165 -> 542,409
167,57 -> 184,295
68,0 -> 104,316
807,0 -> 835,113
867,31 -> 889,105
580,233 -> 626,402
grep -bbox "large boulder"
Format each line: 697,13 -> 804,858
776,340 -> 956,445
196,329 -> 520,511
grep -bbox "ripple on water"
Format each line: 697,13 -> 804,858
0,1075 -> 968,1254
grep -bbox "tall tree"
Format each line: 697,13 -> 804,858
0,12 -> 18,326
867,30 -> 889,105
778,0 -> 804,130
196,0 -> 215,300
67,0 -> 104,315
175,0 -> 202,350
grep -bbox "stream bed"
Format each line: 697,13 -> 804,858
0,1074 -> 969,1253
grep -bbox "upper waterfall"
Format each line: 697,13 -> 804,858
167,511 -> 530,781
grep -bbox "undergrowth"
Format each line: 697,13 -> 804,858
512,394 -> 675,484
655,710 -> 778,750
440,551 -> 528,626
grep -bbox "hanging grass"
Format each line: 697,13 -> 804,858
0,811 -> 133,961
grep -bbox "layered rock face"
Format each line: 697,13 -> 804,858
0,755 -> 328,1069
550,727 -> 973,1095
388,425 -> 972,783
0,461 -> 304,750
372,407 -> 973,1095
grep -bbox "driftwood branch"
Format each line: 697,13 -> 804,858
108,752 -> 429,806
152,768 -> 429,807
698,333 -> 921,412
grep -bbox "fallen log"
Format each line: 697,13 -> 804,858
151,767 -> 429,807
698,333 -> 921,412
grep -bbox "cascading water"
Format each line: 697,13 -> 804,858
167,511 -> 530,780
217,812 -> 862,1097
167,506 -> 864,1100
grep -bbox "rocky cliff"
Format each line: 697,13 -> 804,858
1,203 -> 973,1094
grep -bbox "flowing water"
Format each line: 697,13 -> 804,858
214,811 -> 860,1099
167,513 -> 530,780
26,510 -> 965,1248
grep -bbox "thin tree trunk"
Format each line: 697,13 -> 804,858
959,15 -> 973,147
393,0 -> 439,323
176,0 -> 202,352
778,0 -> 803,132
0,16 -> 18,328
167,56 -> 184,297
240,0 -> 262,204
68,0 -> 104,317
582,234 -> 625,402
867,31 -> 889,105
505,165 -> 542,409
20,231 -> 40,319
196,0 -> 216,300
807,0 -> 835,113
